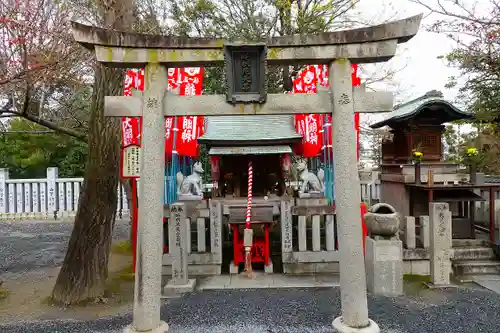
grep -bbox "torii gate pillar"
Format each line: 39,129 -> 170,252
329,59 -> 378,332
127,63 -> 168,332
71,14 -> 422,333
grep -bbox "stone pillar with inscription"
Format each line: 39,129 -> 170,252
280,200 -> 293,272
365,238 -> 403,296
125,63 -> 169,333
46,167 -> 58,219
427,202 -> 452,287
163,202 -> 196,296
0,169 -> 8,215
330,59 -> 380,333
210,200 -> 223,270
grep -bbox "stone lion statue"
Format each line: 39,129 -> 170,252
177,162 -> 204,196
296,158 -> 324,194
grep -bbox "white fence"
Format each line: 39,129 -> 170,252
281,199 -> 340,274
0,167 -> 382,220
0,168 -> 130,220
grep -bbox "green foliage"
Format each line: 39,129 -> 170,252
442,123 -> 477,163
0,119 -> 87,178
165,0 -> 357,93
432,10 -> 499,120
429,2 -> 499,173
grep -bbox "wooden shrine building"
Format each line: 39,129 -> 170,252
371,91 -> 500,241
371,90 -> 473,164
199,115 -> 301,197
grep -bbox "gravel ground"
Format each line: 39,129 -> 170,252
1,286 -> 500,333
0,219 -> 130,279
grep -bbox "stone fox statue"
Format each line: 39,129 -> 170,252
177,162 -> 204,196
296,158 -> 324,193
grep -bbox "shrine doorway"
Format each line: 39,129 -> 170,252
220,154 -> 285,198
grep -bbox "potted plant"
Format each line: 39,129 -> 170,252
411,149 -> 423,185
462,147 -> 481,184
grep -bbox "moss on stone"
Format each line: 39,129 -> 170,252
0,288 -> 8,300
267,48 -> 282,60
111,240 -> 133,254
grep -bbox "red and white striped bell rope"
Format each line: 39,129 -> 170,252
244,160 -> 254,276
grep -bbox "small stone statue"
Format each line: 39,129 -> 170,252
177,162 -> 204,197
296,158 -> 324,195
364,203 -> 400,240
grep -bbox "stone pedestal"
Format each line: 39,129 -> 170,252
178,194 -> 203,201
333,318 -> 380,333
365,238 -> 403,296
163,203 -> 196,297
427,202 -> 452,287
124,321 -> 169,333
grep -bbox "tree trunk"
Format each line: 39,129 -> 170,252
51,63 -> 123,305
51,0 -> 134,305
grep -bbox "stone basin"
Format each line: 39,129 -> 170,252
364,203 -> 400,237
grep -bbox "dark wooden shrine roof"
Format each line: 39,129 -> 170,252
370,90 -> 473,129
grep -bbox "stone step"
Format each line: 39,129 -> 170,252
452,260 -> 500,276
453,239 -> 490,247
452,247 -> 496,261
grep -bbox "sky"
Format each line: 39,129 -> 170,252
355,0 -> 463,105
353,0 -> 478,164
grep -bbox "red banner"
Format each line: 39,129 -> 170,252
210,156 -> 221,181
294,64 -> 361,160
352,64 -> 361,160
179,67 -> 204,96
176,116 -> 204,157
293,66 -> 323,156
168,68 -> 179,90
174,67 -> 205,157
165,116 -> 175,158
293,65 -> 317,94
120,67 -> 205,158
122,70 -> 141,147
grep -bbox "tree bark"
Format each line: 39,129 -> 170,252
51,0 -> 134,305
51,63 -> 123,305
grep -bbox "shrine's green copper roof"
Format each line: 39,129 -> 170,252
370,90 -> 473,129
198,115 -> 302,143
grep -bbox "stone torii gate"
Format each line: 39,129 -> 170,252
71,15 -> 422,333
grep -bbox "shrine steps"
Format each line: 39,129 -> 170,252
453,260 -> 500,277
452,244 -> 500,281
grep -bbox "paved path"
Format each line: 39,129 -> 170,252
0,219 -> 130,279
472,275 -> 500,294
197,272 -> 340,290
1,287 -> 500,332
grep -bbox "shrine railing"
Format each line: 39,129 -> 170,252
280,199 -> 339,274
162,200 -> 223,276
400,216 -> 430,250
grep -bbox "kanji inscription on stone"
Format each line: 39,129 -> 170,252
338,93 -> 351,105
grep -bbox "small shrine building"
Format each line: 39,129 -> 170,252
199,115 -> 302,198
371,90 -> 500,240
